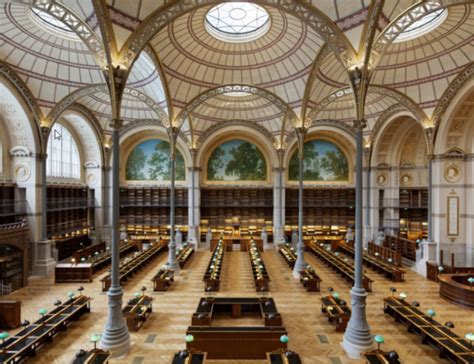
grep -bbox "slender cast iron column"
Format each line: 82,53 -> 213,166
293,130 -> 307,277
41,152 -> 48,241
167,134 -> 180,272
428,156 -> 433,242
342,119 -> 373,358
100,119 -> 130,357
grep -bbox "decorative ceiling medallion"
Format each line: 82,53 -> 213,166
444,163 -> 462,184
205,2 -> 271,43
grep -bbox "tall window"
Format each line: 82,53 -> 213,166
47,124 -> 81,179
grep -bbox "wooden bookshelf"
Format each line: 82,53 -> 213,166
200,187 -> 273,239
285,188 -> 355,232
119,186 -> 188,234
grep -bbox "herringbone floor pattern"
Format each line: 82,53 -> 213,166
4,245 -> 474,363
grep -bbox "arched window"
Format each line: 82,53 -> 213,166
47,123 -> 81,179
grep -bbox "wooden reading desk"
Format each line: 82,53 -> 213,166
203,242 -> 224,292
177,244 -> 195,268
279,244 -> 321,292
72,349 -> 111,364
152,267 -> 174,291
307,242 -> 373,292
171,350 -> 206,364
384,296 -> 473,363
363,350 -> 401,364
0,294 -> 91,364
249,240 -> 270,292
266,350 -> 302,364
191,297 -> 282,327
122,295 -> 153,331
210,237 -> 263,252
101,242 -> 166,291
321,294 -> 351,332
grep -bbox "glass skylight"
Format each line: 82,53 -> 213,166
393,8 -> 448,43
205,2 -> 270,42
31,7 -> 76,35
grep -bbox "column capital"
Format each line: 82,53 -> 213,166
352,119 -> 367,130
109,119 -> 123,130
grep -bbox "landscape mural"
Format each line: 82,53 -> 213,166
126,139 -> 185,181
207,140 -> 267,181
289,140 -> 348,181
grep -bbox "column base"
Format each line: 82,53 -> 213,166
341,336 -> 374,359
188,225 -> 200,248
415,240 -> 437,277
342,287 -> 373,359
33,240 -> 56,277
292,258 -> 306,278
100,287 -> 131,358
167,244 -> 181,274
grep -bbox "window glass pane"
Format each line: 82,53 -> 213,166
46,124 -> 81,179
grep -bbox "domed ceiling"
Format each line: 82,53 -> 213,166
0,0 -> 472,152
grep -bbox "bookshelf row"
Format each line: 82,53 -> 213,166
201,188 -> 273,207
399,188 -> 428,208
285,207 -> 355,227
285,188 -> 356,208
120,187 -> 188,207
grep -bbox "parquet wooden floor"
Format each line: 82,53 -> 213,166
3,245 -> 473,363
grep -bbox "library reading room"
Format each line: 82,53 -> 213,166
0,0 -> 473,363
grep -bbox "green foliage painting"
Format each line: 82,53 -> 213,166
207,140 -> 267,181
126,139 -> 185,181
289,140 -> 348,181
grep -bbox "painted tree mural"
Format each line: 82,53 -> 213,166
207,140 -> 267,181
126,139 -> 185,181
289,140 -> 348,181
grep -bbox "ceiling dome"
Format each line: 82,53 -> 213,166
150,4 -> 325,116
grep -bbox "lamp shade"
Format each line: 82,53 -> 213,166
374,335 -> 384,344
185,334 -> 194,343
90,334 -> 101,343
438,266 -> 444,272
134,292 -> 140,298
280,335 -> 289,343
67,291 -> 75,299
399,292 -> 407,299
0,331 -> 9,340
332,292 -> 340,299
39,308 -> 47,316
427,309 -> 436,317
465,332 -> 474,341
467,277 -> 474,284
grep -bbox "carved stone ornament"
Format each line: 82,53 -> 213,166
84,161 -> 100,169
400,173 -> 412,186
9,146 -> 31,158
14,164 -> 30,182
444,163 -> 462,183
87,172 -> 97,186
376,172 -> 388,186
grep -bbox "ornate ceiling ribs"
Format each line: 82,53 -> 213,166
196,120 -> 273,150
0,60 -> 43,123
173,84 -> 298,149
371,0 -> 471,70
143,46 -> 174,120
1,0 -> 106,66
306,84 -> 428,126
45,84 -> 169,129
432,63 -> 474,138
118,0 -> 356,94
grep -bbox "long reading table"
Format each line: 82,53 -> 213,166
0,294 -> 91,364
307,242 -> 373,292
101,242 -> 166,291
384,296 -> 473,363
